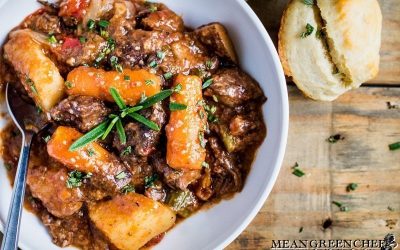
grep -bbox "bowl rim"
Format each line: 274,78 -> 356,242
0,0 -> 289,249
211,1 -> 288,249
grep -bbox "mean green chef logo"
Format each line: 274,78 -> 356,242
271,233 -> 397,250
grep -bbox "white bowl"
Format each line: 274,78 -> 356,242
0,0 -> 288,249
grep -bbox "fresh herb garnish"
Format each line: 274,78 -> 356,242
201,161 -> 209,168
389,141 -> 400,151
292,162 -> 305,177
64,81 -> 74,89
202,78 -> 213,89
101,115 -> 119,140
169,102 -> 187,111
69,121 -> 109,151
327,134 -> 344,143
43,135 -> 51,143
110,56 -> 123,73
156,51 -> 165,60
26,78 -> 38,95
98,20 -> 110,28
66,170 -> 92,188
144,174 -> 158,188
164,72 -> 173,80
121,184 -> 135,194
303,0 -> 314,5
86,148 -> 95,157
198,131 -> 207,148
110,87 -> 127,109
148,60 -> 158,68
332,201 -> 348,211
87,19 -> 96,31
299,227 -> 303,233
212,95 -> 219,102
47,34 -> 57,44
149,4 -> 158,13
120,146 -> 132,156
202,103 -> 218,123
124,75 -> 130,81
346,183 -> 358,192
115,171 -> 128,180
388,206 -> 395,211
205,59 -> 212,69
115,119 -> 126,144
128,113 -> 160,131
79,36 -> 87,43
300,23 -> 314,38
145,79 -> 154,85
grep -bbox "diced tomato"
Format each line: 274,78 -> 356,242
59,0 -> 89,20
62,37 -> 82,51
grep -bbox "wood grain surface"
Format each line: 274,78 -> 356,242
227,0 -> 400,249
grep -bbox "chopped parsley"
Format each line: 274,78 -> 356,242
202,78 -> 213,89
47,34 -> 57,44
145,79 -> 154,85
346,183 -> 358,192
26,78 -> 38,95
86,148 -> 95,157
148,60 -> 158,68
144,174 -> 158,188
66,170 -> 92,188
156,51 -> 165,60
201,161 -> 209,168
164,72 -> 173,80
43,135 -> 51,143
292,162 -> 305,177
98,20 -> 110,28
121,184 -> 135,194
124,75 -> 131,81
87,19 -> 96,31
389,141 -> 400,151
205,59 -> 212,69
327,134 -> 344,143
149,4 -> 158,13
110,56 -> 123,73
64,81 -> 74,89
303,0 -> 314,5
115,171 -> 128,180
79,36 -> 87,43
198,131 -> 207,148
120,146 -> 132,156
169,102 -> 187,111
212,95 -> 219,103
332,201 -> 349,212
300,23 -> 314,38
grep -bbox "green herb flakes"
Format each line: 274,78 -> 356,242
164,72 -> 173,80
332,201 -> 349,212
66,170 -> 92,188
144,174 -> 158,188
115,171 -> 128,180
327,134 -> 344,143
65,81 -> 74,89
303,0 -> 314,6
121,184 -> 135,194
121,146 -> 132,156
202,78 -> 213,89
145,79 -> 154,85
346,183 -> 358,192
300,23 -> 314,38
169,102 -> 187,111
389,141 -> 400,151
292,162 -> 305,177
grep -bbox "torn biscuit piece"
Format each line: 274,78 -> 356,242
278,0 -> 382,101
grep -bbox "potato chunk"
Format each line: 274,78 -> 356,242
194,22 -> 238,63
3,29 -> 65,111
88,193 -> 176,250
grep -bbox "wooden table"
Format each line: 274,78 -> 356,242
227,0 -> 400,249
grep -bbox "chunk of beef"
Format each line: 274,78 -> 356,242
204,68 -> 264,107
142,8 -> 184,32
41,210 -> 92,249
194,22 -> 238,63
27,165 -> 83,218
208,137 -> 243,197
51,96 -> 110,132
108,0 -> 136,38
113,103 -> 166,158
22,10 -> 62,35
151,154 -> 201,190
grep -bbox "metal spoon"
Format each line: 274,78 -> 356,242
1,83 -> 48,250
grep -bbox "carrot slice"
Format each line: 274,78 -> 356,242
47,126 -> 130,192
66,66 -> 162,106
166,74 -> 207,170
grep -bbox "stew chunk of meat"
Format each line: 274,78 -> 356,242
204,68 -> 264,107
27,165 -> 83,218
142,8 -> 184,32
51,96 -> 110,132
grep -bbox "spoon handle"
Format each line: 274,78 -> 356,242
1,134 -> 33,250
